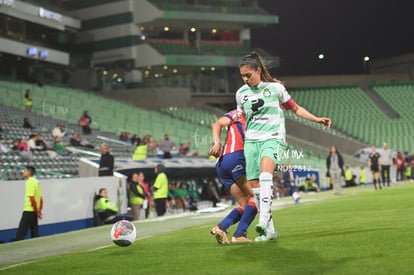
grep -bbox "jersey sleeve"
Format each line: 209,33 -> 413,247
235,88 -> 244,114
224,110 -> 238,123
275,83 -> 297,110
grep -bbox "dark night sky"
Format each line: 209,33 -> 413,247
253,1 -> 414,75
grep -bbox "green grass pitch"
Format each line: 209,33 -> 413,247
1,183 -> 414,275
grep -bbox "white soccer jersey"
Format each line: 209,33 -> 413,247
235,82 -> 295,142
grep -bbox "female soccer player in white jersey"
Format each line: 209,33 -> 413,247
236,52 -> 332,241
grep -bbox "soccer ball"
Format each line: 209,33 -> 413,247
292,192 -> 301,204
110,220 -> 137,247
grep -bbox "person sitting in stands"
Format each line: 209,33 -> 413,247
70,133 -> 94,149
54,136 -> 70,155
23,117 -> 34,129
28,135 -> 47,151
143,134 -> 158,152
179,142 -> 198,157
119,132 -> 130,142
13,138 -> 32,161
52,123 -> 66,138
131,134 -> 141,145
94,188 -> 133,224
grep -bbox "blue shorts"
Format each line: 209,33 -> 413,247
216,151 -> 246,189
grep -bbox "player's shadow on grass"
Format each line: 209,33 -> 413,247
227,243 -> 353,274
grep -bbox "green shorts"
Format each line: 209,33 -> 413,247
244,139 -> 285,180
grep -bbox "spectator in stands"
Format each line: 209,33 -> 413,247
0,136 -> 9,154
359,166 -> 366,185
99,143 -> 114,176
28,135 -> 47,151
13,138 -> 32,161
152,164 -> 169,216
52,123 -> 66,139
53,136 -> 69,155
159,134 -> 175,159
368,146 -> 382,190
24,89 -> 33,112
79,110 -> 92,135
143,134 -> 158,152
94,188 -> 133,224
15,166 -> 43,241
23,117 -> 34,129
326,146 -> 344,195
132,138 -> 147,160
130,134 -> 140,145
179,142 -> 198,157
381,143 -> 392,187
128,172 -> 146,220
394,151 -> 406,181
119,132 -> 130,142
70,133 -> 94,149
282,165 -> 296,196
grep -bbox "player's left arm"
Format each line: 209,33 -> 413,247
290,104 -> 332,129
276,83 -> 331,128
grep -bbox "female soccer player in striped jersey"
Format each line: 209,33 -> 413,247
209,110 -> 258,243
236,52 -> 332,241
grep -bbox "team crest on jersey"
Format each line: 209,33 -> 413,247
263,88 -> 271,97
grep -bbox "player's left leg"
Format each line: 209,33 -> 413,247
255,139 -> 284,241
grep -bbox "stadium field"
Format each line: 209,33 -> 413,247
1,183 -> 413,275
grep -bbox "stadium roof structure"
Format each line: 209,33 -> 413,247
67,0 -> 278,87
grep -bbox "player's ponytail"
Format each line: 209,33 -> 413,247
240,52 -> 280,83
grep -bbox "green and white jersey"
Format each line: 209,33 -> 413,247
236,82 -> 293,142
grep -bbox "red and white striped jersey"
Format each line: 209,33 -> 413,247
222,110 -> 245,156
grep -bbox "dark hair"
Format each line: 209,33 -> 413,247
156,164 -> 166,174
240,52 -> 280,83
25,165 -> 36,176
98,188 -> 106,195
25,89 -> 30,99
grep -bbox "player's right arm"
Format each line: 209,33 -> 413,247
235,88 -> 245,115
209,116 -> 232,157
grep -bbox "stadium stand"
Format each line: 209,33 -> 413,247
0,80 -> 212,158
370,82 -> 414,152
287,84 -> 413,153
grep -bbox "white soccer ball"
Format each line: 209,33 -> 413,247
292,192 -> 301,204
110,220 -> 137,247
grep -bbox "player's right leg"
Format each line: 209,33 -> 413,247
231,176 -> 257,243
211,154 -> 248,244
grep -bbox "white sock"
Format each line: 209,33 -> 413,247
252,187 -> 261,211
259,172 -> 273,227
267,218 -> 275,236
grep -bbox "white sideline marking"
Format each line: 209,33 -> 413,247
0,261 -> 34,271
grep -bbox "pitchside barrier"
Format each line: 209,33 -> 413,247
0,174 -> 127,243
